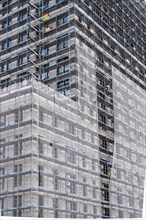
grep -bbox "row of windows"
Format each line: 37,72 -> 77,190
39,115 -> 96,141
2,33 -> 68,54
1,53 -> 28,72
2,32 -> 27,50
1,196 -> 104,217
2,45 -> 143,82
2,11 -> 28,29
2,0 -> 27,9
38,175 -> 98,199
0,73 -> 30,88
2,170 -> 98,194
57,79 -> 69,89
1,182 -> 134,216
0,113 -> 95,143
2,13 -> 68,33
0,77 -> 11,88
0,110 -> 23,127
1,48 -> 69,76
51,147 -> 97,170
1,0 -> 63,10
0,147 -> 109,179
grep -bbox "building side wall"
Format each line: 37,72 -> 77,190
0,81 -> 102,218
110,67 -> 146,218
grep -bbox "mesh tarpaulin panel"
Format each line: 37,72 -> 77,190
110,66 -> 146,218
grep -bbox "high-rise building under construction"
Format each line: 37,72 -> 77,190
0,0 -> 146,218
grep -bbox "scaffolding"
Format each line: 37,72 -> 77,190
0,0 -> 146,218
0,79 -> 100,217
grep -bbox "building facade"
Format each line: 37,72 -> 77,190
0,0 -> 146,218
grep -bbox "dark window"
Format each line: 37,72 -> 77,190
101,189 -> 109,202
102,207 -> 110,217
57,16 -> 68,26
118,210 -> 123,218
2,21 -> 7,29
52,146 -> 58,159
57,64 -> 69,75
129,196 -> 134,206
99,114 -> 106,123
0,168 -> 5,190
102,183 -> 109,189
53,175 -> 59,190
17,72 -> 30,80
13,196 -> 17,208
68,201 -> 77,211
84,204 -> 87,213
2,0 -> 12,8
2,41 -> 7,50
13,164 -> 22,187
53,169 -> 59,190
38,208 -> 43,218
93,187 -> 96,198
57,79 -> 69,89
57,56 -> 68,63
78,17 -> 82,23
92,161 -> 96,171
15,109 -> 23,123
0,147 -> 5,159
19,32 -> 27,42
2,39 -> 11,50
100,138 -> 107,148
101,162 -> 108,175
13,195 -> 22,210
40,48 -> 49,56
18,53 -> 28,65
0,78 -> 10,88
19,11 -> 27,21
38,165 -> 43,187
39,195 -> 44,206
39,140 -> 43,154
53,198 -> 59,217
18,0 -> 27,7
40,72 -> 49,80
68,151 -> 76,164
82,157 -> 86,168
14,142 -> 23,156
68,176 -> 76,193
44,1 -> 49,7
0,116 -> 6,126
83,185 -> 87,196
2,1 -> 7,7
57,39 -> 69,50
2,62 -> 9,72
98,92 -> 105,99
0,198 -> 4,215
2,18 -> 12,28
53,198 -> 58,208
44,63 -> 49,69
117,194 -> 123,204
93,206 -> 97,215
